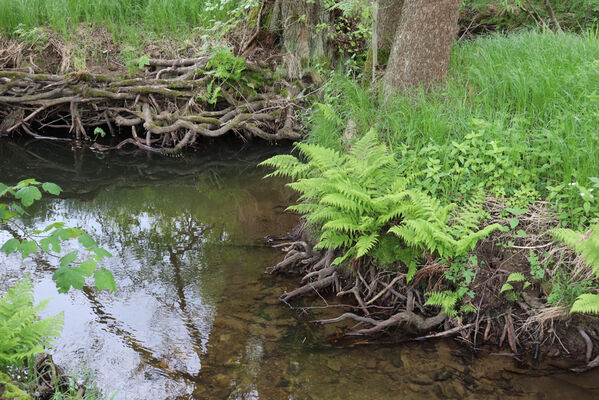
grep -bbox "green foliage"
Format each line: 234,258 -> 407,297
570,293 -> 599,314
1,179 -> 115,293
552,225 -> 599,276
308,31 -> 599,228
0,0 -> 239,38
0,372 -> 31,399
424,291 -> 461,317
552,224 -> 599,313
0,277 -> 63,369
500,272 -> 531,295
199,46 -> 252,105
261,130 -> 499,276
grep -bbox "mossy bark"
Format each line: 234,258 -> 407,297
269,0 -> 335,78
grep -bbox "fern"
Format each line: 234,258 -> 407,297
506,272 -> 526,282
261,129 -> 499,276
570,293 -> 599,314
0,277 -> 63,368
425,291 -> 460,317
552,225 -> 599,276
552,225 -> 599,314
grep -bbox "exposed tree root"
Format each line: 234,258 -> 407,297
267,199 -> 599,368
0,57 -> 302,152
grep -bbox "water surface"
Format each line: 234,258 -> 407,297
1,140 -> 598,399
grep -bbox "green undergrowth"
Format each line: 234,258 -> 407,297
0,0 -> 250,67
463,0 -> 599,32
310,30 -> 599,229
0,0 -> 236,38
266,29 -> 599,319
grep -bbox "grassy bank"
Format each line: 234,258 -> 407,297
261,30 -> 599,346
0,0 -> 235,38
310,30 -> 599,229
0,0 -> 243,71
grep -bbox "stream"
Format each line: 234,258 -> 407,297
1,139 -> 599,400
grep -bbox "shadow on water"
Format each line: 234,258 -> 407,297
1,139 -> 599,399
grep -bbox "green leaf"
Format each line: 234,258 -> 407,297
137,55 -> 150,69
516,229 -> 527,238
509,218 -> 519,229
1,238 -> 20,255
505,206 -> 529,216
53,266 -> 85,293
59,250 -> 79,267
43,222 -> 66,232
0,183 -> 9,197
94,268 -> 116,291
507,272 -> 526,282
93,127 -> 106,138
10,202 -> 27,216
78,234 -> 97,249
15,186 -> 42,207
41,182 -> 62,195
18,240 -> 38,258
0,207 -> 17,221
500,283 -> 514,293
40,236 -> 61,253
80,259 -> 98,277
92,246 -> 112,261
15,179 -> 39,189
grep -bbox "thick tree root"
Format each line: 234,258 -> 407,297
0,58 -> 302,151
267,222 -> 599,367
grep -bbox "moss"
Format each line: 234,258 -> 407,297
0,372 -> 31,400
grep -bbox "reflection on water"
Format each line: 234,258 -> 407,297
1,140 -> 599,400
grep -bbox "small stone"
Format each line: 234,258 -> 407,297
327,358 -> 342,372
409,374 -> 434,385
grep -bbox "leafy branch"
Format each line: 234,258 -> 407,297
1,179 -> 115,293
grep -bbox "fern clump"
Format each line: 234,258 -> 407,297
261,130 -> 500,280
552,225 -> 599,314
0,277 -> 63,369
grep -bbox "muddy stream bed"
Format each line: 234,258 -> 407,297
1,140 -> 599,399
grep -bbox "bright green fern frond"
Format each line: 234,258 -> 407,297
0,277 -> 63,368
355,233 -> 379,258
296,142 -> 346,173
286,203 -> 318,214
259,155 -> 310,179
321,217 -> 361,234
506,272 -> 526,283
570,293 -> 599,314
425,291 -> 460,317
454,223 -> 501,256
552,225 -> 599,276
320,193 -> 360,212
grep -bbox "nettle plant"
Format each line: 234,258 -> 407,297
261,130 -> 500,292
0,179 -> 115,293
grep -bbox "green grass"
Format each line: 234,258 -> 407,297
309,30 -> 599,227
0,0 -> 237,45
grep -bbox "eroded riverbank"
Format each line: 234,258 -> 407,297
1,140 -> 599,399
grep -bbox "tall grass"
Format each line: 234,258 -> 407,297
309,30 -> 599,226
0,0 -> 235,39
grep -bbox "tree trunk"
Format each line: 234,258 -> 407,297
269,0 -> 335,79
376,0 -> 404,52
382,0 -> 461,93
